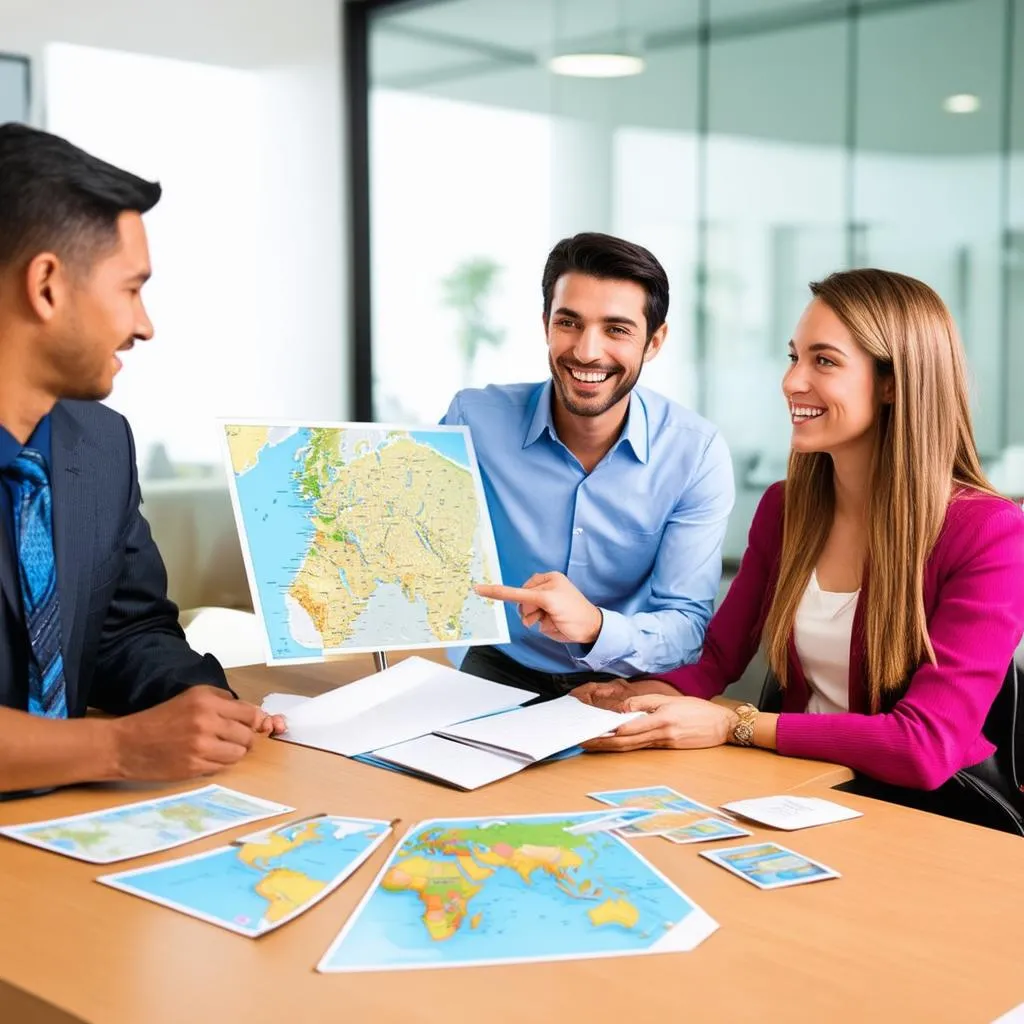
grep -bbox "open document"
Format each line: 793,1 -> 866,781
369,696 -> 643,790
264,661 -> 643,790
275,656 -> 532,757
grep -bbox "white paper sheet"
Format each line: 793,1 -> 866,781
277,656 -> 532,756
720,795 -> 863,830
370,734 -> 530,790
435,694 -> 642,761
260,692 -> 311,716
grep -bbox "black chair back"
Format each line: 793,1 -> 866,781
981,660 -> 1022,794
757,663 -> 1024,836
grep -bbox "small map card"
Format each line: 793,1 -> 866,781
700,842 -> 840,890
0,785 -> 292,864
589,785 -> 727,837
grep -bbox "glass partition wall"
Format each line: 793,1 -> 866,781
351,0 -> 1024,559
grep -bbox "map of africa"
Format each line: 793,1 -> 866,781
99,816 -> 392,937
0,786 -> 291,864
318,812 -> 717,972
223,423 -> 508,662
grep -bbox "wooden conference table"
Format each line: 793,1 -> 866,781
0,654 -> 1022,1024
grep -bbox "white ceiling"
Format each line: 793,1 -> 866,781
369,0 -> 1024,155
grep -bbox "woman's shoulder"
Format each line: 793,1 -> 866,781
747,481 -> 786,542
946,486 -> 1023,525
756,480 -> 786,514
937,487 -> 1024,564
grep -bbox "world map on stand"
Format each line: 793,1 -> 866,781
223,423 -> 508,663
318,812 -> 717,972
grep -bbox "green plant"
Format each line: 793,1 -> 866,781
442,256 -> 505,384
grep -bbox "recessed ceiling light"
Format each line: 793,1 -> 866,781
548,53 -> 645,78
943,93 -> 980,114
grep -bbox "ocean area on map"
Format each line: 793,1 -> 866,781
233,427 -> 319,659
409,430 -> 470,469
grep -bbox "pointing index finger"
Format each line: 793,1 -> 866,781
474,583 -> 548,606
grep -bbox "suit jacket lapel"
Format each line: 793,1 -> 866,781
0,507 -> 16,614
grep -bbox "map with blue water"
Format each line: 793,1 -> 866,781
223,423 -> 507,663
99,816 -> 393,937
318,812 -> 718,972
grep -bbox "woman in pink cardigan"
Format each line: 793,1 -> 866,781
573,268 -> 1024,813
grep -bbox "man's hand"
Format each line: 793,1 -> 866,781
582,693 -> 735,752
570,677 -> 680,708
109,686 -> 277,781
475,572 -> 602,644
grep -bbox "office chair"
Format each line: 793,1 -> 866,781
758,662 -> 1024,837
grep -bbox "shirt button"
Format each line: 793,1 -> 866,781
573,528 -> 584,536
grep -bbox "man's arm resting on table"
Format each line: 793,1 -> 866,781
0,687 -> 282,794
0,708 -> 121,792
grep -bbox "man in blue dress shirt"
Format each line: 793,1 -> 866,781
447,232 -> 735,697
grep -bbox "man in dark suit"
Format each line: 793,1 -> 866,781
0,124 -> 283,794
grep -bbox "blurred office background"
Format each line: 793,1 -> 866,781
360,0 -> 1024,562
0,0 -> 1021,657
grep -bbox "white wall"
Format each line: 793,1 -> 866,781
0,0 -> 348,612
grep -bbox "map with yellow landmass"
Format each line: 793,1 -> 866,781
222,423 -> 508,662
99,816 -> 392,938
318,812 -> 718,972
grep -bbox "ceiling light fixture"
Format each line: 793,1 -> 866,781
943,93 -> 981,114
548,52 -> 645,78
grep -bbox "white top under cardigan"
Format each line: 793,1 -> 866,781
793,570 -> 860,714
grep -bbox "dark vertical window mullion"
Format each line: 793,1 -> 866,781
345,0 -> 374,421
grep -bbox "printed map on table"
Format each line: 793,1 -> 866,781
223,422 -> 508,663
0,786 -> 292,864
99,816 -> 393,937
589,785 -> 726,838
318,812 -> 717,972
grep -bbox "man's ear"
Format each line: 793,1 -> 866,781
642,322 -> 668,363
25,252 -> 65,323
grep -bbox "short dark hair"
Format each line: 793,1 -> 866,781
0,122 -> 161,271
541,232 -> 669,340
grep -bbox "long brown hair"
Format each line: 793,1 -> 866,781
763,268 -> 999,712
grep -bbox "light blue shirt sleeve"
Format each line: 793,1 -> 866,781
568,430 -> 735,676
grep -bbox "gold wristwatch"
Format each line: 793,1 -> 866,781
731,703 -> 759,746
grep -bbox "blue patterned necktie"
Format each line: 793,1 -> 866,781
7,448 -> 68,718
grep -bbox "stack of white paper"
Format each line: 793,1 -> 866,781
371,696 -> 643,790
275,656 -> 532,757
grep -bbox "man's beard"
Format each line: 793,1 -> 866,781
549,354 -> 642,418
47,333 -> 116,402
